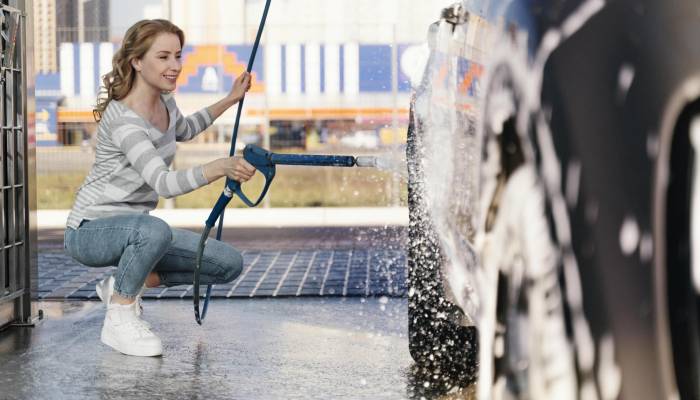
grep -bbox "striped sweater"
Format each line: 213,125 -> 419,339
66,93 -> 213,229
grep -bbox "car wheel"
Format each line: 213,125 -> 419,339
478,162 -> 577,400
663,107 -> 700,399
469,54 -> 579,398
406,105 -> 479,389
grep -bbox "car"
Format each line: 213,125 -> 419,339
406,1 -> 700,399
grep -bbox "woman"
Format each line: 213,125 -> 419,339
64,19 -> 256,357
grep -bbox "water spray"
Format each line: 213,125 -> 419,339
356,154 -> 407,179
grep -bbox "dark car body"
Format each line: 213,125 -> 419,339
407,1 -> 700,399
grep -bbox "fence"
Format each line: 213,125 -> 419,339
36,142 -> 408,210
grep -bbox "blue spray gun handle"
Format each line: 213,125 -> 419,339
229,144 -> 277,207
204,145 -> 276,227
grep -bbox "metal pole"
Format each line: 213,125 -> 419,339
218,123 -> 225,143
390,23 -> 400,206
242,0 -> 247,42
262,26 -> 271,209
78,0 -> 84,43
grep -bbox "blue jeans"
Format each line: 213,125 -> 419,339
64,214 -> 243,299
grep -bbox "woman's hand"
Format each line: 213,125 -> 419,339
223,156 -> 256,182
228,72 -> 252,104
203,156 -> 256,183
206,72 -> 253,120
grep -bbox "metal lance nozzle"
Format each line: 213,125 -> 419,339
355,156 -> 378,168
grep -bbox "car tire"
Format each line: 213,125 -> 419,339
663,108 -> 700,399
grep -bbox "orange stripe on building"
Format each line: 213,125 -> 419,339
247,108 -> 410,120
57,109 -> 97,123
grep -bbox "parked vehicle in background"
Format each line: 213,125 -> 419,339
340,130 -> 381,149
407,1 -> 700,399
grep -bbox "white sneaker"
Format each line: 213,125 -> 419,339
100,301 -> 162,357
96,276 -> 145,317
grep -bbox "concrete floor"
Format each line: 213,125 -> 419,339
0,226 -> 476,399
0,298 -> 433,400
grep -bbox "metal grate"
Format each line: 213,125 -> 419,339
37,249 -> 408,300
0,3 -> 26,308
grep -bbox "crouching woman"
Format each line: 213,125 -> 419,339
64,19 -> 256,357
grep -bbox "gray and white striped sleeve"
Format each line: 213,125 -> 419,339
174,105 -> 214,142
111,122 -> 209,198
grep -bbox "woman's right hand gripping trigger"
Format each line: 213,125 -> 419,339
203,156 -> 256,184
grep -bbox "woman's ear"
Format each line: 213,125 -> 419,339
131,58 -> 142,73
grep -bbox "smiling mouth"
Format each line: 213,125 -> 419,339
163,74 -> 178,81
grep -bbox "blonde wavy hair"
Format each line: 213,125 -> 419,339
93,19 -> 185,122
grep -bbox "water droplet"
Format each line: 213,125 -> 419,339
647,133 -> 659,159
585,201 -> 599,224
619,216 -> 640,256
565,160 -> 581,208
379,296 -> 389,304
617,64 -> 635,103
639,233 -> 653,262
360,378 -> 367,386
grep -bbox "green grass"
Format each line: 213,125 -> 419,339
38,174 -> 85,209
38,168 -> 407,209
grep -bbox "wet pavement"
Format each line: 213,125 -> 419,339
0,226 -> 477,399
1,298 -> 416,400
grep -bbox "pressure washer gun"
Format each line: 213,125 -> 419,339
209,144 -> 371,212
193,143 -> 376,324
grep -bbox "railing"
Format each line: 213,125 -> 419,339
36,141 -> 409,210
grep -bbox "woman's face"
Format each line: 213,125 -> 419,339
133,32 -> 182,92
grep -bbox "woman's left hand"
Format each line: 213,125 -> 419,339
229,72 -> 252,103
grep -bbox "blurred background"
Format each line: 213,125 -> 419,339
32,0 -> 460,210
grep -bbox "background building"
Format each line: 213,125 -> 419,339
109,0 -> 161,41
34,0 -> 57,73
36,0 -> 467,146
166,0 -> 450,45
56,0 -> 109,43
